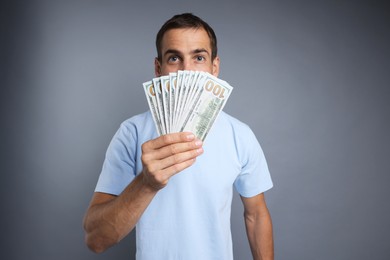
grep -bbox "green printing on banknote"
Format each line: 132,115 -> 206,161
142,70 -> 233,141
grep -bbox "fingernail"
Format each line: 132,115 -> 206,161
195,140 -> 203,146
197,148 -> 204,154
186,133 -> 195,140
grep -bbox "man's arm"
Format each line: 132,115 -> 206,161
83,132 -> 203,253
241,193 -> 274,260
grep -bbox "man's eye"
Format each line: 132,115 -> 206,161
168,56 -> 179,62
196,56 -> 205,62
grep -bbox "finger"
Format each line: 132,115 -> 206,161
161,157 -> 197,179
151,139 -> 203,160
158,146 -> 203,170
142,132 -> 195,152
142,156 -> 198,190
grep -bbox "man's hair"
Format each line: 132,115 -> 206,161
155,13 -> 218,62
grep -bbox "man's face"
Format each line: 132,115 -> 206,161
155,28 -> 220,77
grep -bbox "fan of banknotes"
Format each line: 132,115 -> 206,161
142,70 -> 233,141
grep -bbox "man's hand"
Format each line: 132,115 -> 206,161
83,132 -> 203,253
141,132 -> 203,190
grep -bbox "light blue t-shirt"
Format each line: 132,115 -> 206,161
95,111 -> 273,260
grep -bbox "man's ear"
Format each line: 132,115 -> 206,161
154,58 -> 161,77
212,56 -> 220,77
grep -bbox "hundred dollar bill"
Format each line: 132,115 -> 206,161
160,75 -> 171,134
175,70 -> 193,132
180,73 -> 233,141
172,70 -> 184,132
181,71 -> 200,117
143,70 -> 233,139
152,77 -> 166,135
173,71 -> 186,132
176,71 -> 203,131
142,81 -> 162,135
169,72 -> 177,132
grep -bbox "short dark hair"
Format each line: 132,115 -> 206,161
155,13 -> 218,62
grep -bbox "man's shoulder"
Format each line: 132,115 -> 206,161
218,111 -> 252,133
122,110 -> 151,123
214,112 -> 261,150
119,111 -> 153,128
115,111 -> 156,138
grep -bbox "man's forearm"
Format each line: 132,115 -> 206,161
84,133 -> 202,253
83,173 -> 157,253
245,210 -> 274,260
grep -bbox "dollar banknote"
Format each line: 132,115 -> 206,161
142,71 -> 233,141
160,75 -> 171,134
152,77 -> 166,134
142,81 -> 162,135
169,72 -> 177,134
180,73 -> 233,141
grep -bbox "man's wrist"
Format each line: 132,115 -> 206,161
140,171 -> 164,192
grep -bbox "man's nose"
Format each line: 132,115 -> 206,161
182,60 -> 194,71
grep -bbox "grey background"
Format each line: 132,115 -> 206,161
1,0 -> 389,259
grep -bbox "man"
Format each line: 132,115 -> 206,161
83,13 -> 274,260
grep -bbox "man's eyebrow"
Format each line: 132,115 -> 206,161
192,48 -> 210,55
164,49 -> 182,56
163,48 -> 210,56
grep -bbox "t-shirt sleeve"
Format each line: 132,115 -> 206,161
94,122 -> 137,195
233,126 -> 273,197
